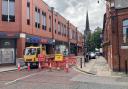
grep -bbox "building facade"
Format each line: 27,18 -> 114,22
0,0 -> 83,65
103,0 -> 128,71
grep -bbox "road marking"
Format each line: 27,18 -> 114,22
5,72 -> 41,85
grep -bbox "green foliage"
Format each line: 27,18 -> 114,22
87,27 -> 102,52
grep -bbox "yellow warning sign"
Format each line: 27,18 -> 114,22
55,54 -> 63,61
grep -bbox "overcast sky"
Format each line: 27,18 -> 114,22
43,0 -> 106,33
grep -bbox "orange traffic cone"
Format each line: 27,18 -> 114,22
18,63 -> 20,71
38,62 -> 41,69
49,62 -> 52,72
28,63 -> 30,71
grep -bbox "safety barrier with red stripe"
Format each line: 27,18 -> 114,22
39,56 -> 76,70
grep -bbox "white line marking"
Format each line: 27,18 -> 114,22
5,72 -> 40,85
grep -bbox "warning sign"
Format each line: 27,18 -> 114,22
54,54 -> 63,61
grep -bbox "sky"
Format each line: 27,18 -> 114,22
43,0 -> 106,33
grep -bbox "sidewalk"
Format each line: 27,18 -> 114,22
76,56 -> 128,77
0,58 -> 26,73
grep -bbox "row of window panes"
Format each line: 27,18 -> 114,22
2,0 -> 15,22
123,20 -> 128,44
1,0 -> 73,38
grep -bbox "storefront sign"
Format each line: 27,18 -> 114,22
41,39 -> 48,44
26,36 -> 41,43
54,53 -> 63,61
26,34 -> 54,44
0,32 -> 19,38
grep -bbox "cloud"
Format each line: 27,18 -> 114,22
43,0 -> 105,33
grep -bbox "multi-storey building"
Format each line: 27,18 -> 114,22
0,0 -> 83,65
103,0 -> 128,71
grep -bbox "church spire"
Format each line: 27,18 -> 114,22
85,11 -> 90,32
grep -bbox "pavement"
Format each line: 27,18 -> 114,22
76,56 -> 128,77
0,58 -> 26,73
0,65 -> 27,73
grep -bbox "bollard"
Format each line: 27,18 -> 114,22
125,60 -> 127,74
28,63 -> 30,71
18,63 -> 21,71
80,58 -> 82,68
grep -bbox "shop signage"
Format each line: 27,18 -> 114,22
26,36 -> 41,43
0,32 -> 19,38
26,34 -> 54,44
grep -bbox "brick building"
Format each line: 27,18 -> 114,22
0,0 -> 83,65
103,0 -> 128,71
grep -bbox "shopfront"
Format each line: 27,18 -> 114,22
70,43 -> 77,55
55,41 -> 69,56
0,32 -> 18,65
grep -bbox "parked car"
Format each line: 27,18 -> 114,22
95,52 -> 100,56
89,52 -> 96,59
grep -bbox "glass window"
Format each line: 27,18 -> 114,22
9,0 -> 15,16
58,22 -> 61,34
123,19 -> 128,43
2,0 -> 15,22
42,12 -> 46,30
2,0 -> 8,15
35,7 -> 40,29
27,0 -> 30,25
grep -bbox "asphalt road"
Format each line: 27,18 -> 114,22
0,68 -> 128,89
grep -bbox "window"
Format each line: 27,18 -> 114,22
58,22 -> 61,35
70,30 -> 72,39
2,0 -> 15,22
49,16 -> 52,32
27,0 -> 30,25
123,19 -> 128,43
35,7 -> 40,29
42,12 -> 46,30
54,19 -> 56,34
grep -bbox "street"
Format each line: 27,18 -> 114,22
0,67 -> 128,89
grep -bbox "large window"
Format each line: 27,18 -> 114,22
27,0 -> 30,25
49,16 -> 52,32
35,7 -> 40,29
123,19 -> 128,44
2,0 -> 15,22
54,19 -> 56,34
42,12 -> 46,30
58,22 -> 61,35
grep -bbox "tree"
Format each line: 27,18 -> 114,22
87,27 -> 102,52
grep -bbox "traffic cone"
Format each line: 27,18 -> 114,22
65,62 -> 69,73
38,62 -> 41,70
18,63 -> 20,71
28,63 -> 30,71
49,62 -> 52,72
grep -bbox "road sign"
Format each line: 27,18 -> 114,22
54,54 -> 63,61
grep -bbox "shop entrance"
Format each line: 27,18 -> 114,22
0,39 -> 16,65
0,48 -> 14,64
